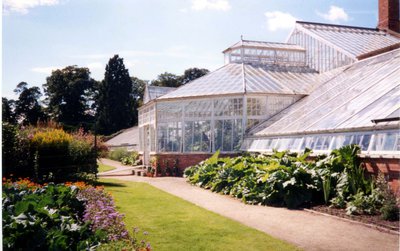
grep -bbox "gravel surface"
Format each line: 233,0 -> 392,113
99,160 -> 399,251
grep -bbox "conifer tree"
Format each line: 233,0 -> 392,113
96,55 -> 133,135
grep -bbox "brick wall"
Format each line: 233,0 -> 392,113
149,153 -> 238,176
378,0 -> 400,33
362,157 -> 400,195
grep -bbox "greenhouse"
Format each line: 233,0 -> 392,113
138,20 -> 400,167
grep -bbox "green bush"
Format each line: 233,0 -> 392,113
375,173 -> 399,221
2,126 -> 98,182
185,150 -> 320,208
108,148 -> 131,162
185,145 -> 399,220
28,128 -> 98,182
2,123 -> 30,177
121,151 -> 139,166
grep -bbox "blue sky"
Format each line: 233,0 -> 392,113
2,0 -> 378,98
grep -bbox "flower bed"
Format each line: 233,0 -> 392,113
2,178 -> 150,250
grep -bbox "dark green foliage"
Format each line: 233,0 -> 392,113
185,150 -> 320,208
2,123 -> 30,177
96,55 -> 133,135
180,67 -> 209,85
14,82 -> 47,125
2,97 -> 16,124
375,173 -> 399,221
151,72 -> 181,87
185,145 -> 397,213
131,76 -> 147,125
2,184 -> 107,250
43,66 -> 96,129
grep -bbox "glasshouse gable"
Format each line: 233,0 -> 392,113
138,5 -> 400,184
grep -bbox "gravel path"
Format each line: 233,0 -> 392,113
99,159 -> 399,251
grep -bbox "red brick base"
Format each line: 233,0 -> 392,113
362,157 -> 400,195
149,153 -> 238,176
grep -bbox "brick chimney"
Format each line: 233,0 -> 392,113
378,0 -> 400,33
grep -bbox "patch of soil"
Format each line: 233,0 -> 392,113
310,205 -> 399,232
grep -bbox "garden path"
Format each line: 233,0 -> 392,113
99,160 -> 399,251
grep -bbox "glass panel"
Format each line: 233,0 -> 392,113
184,121 -> 211,152
232,119 -> 243,151
157,122 -> 181,152
214,98 -> 243,117
214,119 -> 243,152
360,135 -> 371,151
383,132 -> 398,151
223,120 -> 233,151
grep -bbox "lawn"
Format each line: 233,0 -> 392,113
98,163 -> 116,173
99,178 -> 299,251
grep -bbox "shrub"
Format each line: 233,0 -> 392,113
2,123 -> 30,177
121,151 -> 139,166
27,128 -> 98,182
345,191 -> 382,215
108,148 -> 131,162
375,173 -> 399,221
185,150 -> 320,208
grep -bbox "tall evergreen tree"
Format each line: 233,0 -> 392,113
96,55 -> 133,135
43,66 -> 96,129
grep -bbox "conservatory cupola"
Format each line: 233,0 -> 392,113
223,39 -> 307,67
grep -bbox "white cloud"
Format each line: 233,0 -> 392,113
191,0 -> 231,11
264,11 -> 297,31
31,66 -> 61,74
3,0 -> 61,14
86,62 -> 104,70
317,5 -> 349,22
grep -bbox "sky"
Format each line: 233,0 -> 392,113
2,0 -> 378,99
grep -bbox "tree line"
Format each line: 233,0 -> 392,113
2,55 -> 209,135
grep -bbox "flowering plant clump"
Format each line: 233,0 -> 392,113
2,178 -> 151,250
77,186 -> 129,241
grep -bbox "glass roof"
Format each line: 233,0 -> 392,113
250,48 -> 400,137
294,21 -> 400,59
223,39 -> 305,53
158,63 -> 321,99
143,86 -> 177,104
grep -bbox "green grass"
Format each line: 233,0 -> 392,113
100,178 -> 299,251
98,163 -> 116,173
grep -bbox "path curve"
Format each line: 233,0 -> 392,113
99,160 -> 399,251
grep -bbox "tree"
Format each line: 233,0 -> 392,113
181,67 -> 209,85
14,82 -> 46,125
96,55 -> 133,135
43,66 -> 96,128
151,72 -> 181,87
2,97 -> 16,124
131,76 -> 147,125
